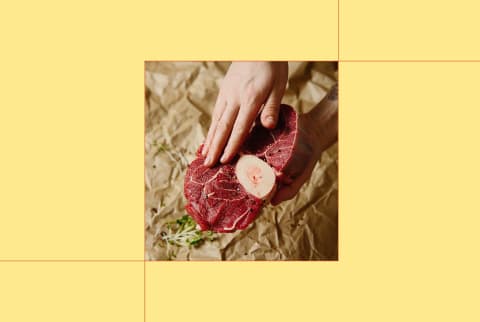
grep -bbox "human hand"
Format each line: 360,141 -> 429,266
271,85 -> 338,205
202,62 -> 288,167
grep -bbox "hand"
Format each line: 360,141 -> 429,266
271,85 -> 338,205
202,62 -> 288,167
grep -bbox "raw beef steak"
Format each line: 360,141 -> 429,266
184,104 -> 298,232
242,104 -> 299,183
184,153 -> 264,233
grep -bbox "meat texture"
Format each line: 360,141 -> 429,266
184,104 -> 298,232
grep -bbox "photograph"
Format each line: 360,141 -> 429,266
145,62 -> 338,260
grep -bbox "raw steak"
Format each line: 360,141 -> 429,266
184,104 -> 298,232
242,103 -> 299,183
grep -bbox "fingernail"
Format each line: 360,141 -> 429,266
266,116 -> 275,126
220,154 -> 227,163
203,156 -> 211,166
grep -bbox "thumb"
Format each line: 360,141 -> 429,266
260,85 -> 284,129
271,157 -> 318,205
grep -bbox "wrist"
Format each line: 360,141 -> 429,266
305,85 -> 338,155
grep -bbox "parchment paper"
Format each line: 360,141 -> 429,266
145,62 -> 338,260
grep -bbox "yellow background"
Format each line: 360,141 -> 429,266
340,0 -> 480,60
1,0 -> 479,321
0,262 -> 144,321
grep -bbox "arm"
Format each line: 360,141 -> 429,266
271,84 -> 338,205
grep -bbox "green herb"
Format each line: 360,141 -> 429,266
154,143 -> 170,157
160,215 -> 215,247
158,143 -> 169,152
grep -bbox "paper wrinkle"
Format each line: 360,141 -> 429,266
145,62 -> 338,260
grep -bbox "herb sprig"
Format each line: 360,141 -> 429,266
160,215 -> 214,247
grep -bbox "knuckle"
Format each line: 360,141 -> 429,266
263,103 -> 274,111
264,101 -> 279,112
242,84 -> 261,107
243,80 -> 256,97
224,100 -> 235,110
211,113 -> 223,125
234,124 -> 247,135
218,120 -> 233,133
212,110 -> 222,121
241,96 -> 255,108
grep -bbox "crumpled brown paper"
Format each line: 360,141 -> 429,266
145,62 -> 338,260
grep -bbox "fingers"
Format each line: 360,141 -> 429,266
204,103 -> 239,167
202,94 -> 226,156
220,97 -> 263,164
271,158 -> 318,206
260,82 -> 285,129
203,62 -> 288,166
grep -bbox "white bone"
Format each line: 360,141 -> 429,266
235,155 -> 276,200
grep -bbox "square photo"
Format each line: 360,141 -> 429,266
145,62 -> 338,260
